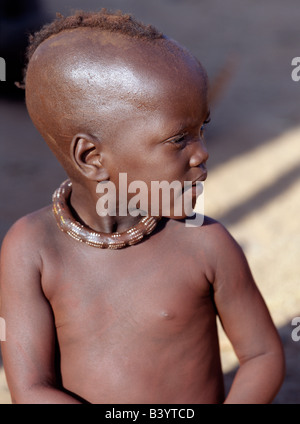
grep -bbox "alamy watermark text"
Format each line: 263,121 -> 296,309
0,57 -> 6,81
291,57 -> 300,81
0,317 -> 6,341
291,317 -> 300,342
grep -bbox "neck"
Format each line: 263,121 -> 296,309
52,179 -> 161,249
70,180 -> 143,234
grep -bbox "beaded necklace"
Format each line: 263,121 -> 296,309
52,179 -> 161,249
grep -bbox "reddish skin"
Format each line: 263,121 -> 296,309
0,28 -> 284,404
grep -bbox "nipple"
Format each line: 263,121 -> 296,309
160,310 -> 175,320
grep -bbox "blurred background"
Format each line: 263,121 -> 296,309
0,0 -> 299,403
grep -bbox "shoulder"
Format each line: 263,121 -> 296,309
2,205 -> 54,244
167,215 -> 246,280
194,215 -> 246,264
0,206 -> 55,268
171,215 -> 240,250
200,216 -> 242,250
195,217 -> 252,287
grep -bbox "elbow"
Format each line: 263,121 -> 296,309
263,342 -> 286,400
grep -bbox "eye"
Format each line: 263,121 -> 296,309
200,117 -> 211,136
167,133 -> 188,148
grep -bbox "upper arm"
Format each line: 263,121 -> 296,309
0,216 -> 58,402
209,222 -> 282,363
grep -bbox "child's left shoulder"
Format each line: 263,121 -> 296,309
194,215 -> 245,259
174,215 -> 239,248
170,215 -> 246,268
200,216 -> 241,247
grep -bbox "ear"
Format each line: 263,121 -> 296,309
70,134 -> 109,181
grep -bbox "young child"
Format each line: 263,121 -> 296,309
0,10 -> 284,404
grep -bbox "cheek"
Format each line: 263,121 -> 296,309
109,142 -> 190,188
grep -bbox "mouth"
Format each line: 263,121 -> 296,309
181,171 -> 207,195
192,171 -> 208,185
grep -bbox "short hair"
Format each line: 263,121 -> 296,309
23,9 -> 164,82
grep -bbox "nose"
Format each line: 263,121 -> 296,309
189,139 -> 209,168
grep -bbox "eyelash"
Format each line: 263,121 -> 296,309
202,117 -> 211,130
171,134 -> 188,145
200,118 -> 210,135
170,118 -> 211,147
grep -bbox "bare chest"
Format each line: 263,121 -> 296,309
42,239 -> 213,342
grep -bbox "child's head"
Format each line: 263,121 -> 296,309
25,9 -> 209,217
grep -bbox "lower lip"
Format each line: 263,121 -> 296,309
182,180 -> 205,196
191,185 -> 199,197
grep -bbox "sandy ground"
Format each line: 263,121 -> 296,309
0,0 -> 299,404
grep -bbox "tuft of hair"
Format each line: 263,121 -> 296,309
20,9 -> 164,86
